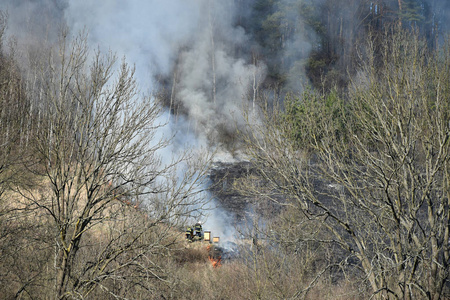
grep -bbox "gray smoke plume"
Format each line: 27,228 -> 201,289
0,0 -> 65,43
0,0 -> 266,241
65,1 -> 268,243
169,1 -> 266,146
64,0 -> 268,153
66,1 -> 204,90
4,0 -> 450,242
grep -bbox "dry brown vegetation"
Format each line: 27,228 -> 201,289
1,8 -> 449,300
0,180 -> 367,299
0,19 -> 216,298
239,27 -> 450,300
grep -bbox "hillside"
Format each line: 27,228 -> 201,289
0,1 -> 450,298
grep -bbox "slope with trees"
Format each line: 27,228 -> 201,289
2,1 -> 450,299
0,20 -> 214,298
240,27 -> 450,299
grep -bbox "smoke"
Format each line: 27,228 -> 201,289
0,0 -> 268,240
170,1 -> 266,145
5,0 -> 450,244
64,0 -> 270,156
0,0 -> 67,73
202,199 -> 236,244
0,0 -> 65,44
66,1 -> 204,91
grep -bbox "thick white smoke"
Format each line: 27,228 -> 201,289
65,0 -> 267,154
6,0 -> 450,246
1,0 -> 264,242
66,1 -> 267,242
66,1 -> 203,90
171,1 -> 266,144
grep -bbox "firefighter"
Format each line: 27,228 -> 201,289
194,222 -> 203,240
186,226 -> 193,241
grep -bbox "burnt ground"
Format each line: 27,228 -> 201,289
208,161 -> 284,224
208,161 -> 260,223
207,160 -> 359,274
207,160 -> 359,244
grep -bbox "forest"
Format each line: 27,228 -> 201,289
0,0 -> 449,299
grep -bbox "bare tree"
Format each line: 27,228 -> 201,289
0,12 -> 57,298
0,11 -> 31,195
208,0 -> 217,106
16,29 -> 212,299
241,28 -> 450,299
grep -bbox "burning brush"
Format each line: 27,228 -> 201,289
206,245 -> 222,268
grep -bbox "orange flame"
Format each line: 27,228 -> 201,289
208,256 -> 222,268
206,245 -> 222,268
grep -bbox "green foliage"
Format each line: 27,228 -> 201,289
283,88 -> 348,149
298,1 -> 325,37
400,0 -> 426,23
248,0 -> 448,91
242,27 -> 450,299
251,0 -> 308,84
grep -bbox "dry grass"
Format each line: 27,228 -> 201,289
0,181 -> 367,299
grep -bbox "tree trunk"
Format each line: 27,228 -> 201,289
56,251 -> 69,299
209,0 -> 217,106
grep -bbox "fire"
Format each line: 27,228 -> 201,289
206,245 -> 222,268
208,255 -> 222,268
